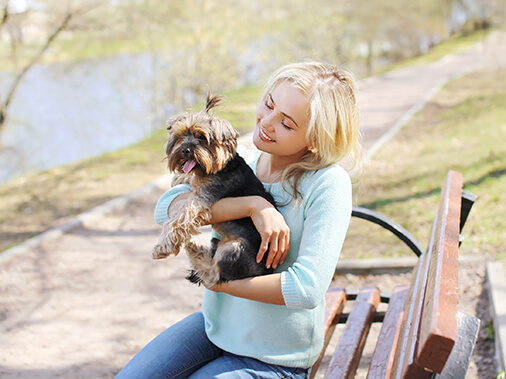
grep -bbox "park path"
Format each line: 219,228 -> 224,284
1,31 -> 505,378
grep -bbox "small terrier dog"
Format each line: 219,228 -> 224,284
152,93 -> 275,287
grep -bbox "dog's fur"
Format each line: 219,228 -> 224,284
152,93 -> 275,287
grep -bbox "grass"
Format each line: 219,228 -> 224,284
341,67 -> 506,263
203,84 -> 264,133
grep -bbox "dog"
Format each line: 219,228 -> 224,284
152,92 -> 275,287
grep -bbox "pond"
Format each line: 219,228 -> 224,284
0,53 -> 173,184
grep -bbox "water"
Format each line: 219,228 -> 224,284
0,53 -> 174,183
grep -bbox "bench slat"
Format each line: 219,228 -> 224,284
325,287 -> 380,379
417,170 -> 462,373
310,287 -> 347,378
392,171 -> 463,377
391,228 -> 434,378
367,285 -> 409,378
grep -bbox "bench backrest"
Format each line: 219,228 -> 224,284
390,170 -> 463,377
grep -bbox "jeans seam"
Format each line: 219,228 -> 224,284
166,358 -> 210,379
168,352 -> 224,379
274,368 -> 308,379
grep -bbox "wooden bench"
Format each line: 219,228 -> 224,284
311,170 -> 480,378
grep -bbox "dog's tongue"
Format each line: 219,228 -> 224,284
183,160 -> 197,173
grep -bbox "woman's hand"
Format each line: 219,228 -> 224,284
248,197 -> 290,269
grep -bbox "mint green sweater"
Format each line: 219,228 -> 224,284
154,147 -> 352,369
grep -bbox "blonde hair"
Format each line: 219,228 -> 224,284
260,61 -> 361,199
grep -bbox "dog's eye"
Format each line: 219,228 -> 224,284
193,132 -> 208,142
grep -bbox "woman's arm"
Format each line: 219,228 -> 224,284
167,193 -> 290,269
281,168 -> 352,309
206,273 -> 285,305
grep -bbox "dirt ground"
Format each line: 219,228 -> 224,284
0,193 -> 203,378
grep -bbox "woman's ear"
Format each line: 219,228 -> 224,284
307,138 -> 317,153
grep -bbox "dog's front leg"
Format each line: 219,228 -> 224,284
152,197 -> 212,259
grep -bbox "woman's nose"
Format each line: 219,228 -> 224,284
261,113 -> 275,130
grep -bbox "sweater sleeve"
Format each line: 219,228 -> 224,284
281,167 -> 352,309
154,183 -> 192,225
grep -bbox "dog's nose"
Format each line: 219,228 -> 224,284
182,147 -> 191,157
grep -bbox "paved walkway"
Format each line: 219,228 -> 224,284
1,31 -> 505,378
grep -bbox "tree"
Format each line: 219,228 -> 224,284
0,0 -> 101,132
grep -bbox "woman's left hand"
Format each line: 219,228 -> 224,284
248,197 -> 291,269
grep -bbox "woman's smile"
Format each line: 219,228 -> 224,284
259,127 -> 275,142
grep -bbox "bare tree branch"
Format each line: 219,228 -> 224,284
0,1 -> 102,129
1,1 -> 9,30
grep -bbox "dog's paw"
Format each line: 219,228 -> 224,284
152,242 -> 179,259
185,243 -> 221,287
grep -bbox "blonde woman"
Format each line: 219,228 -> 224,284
117,61 -> 361,379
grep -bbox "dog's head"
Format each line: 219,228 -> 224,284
165,92 -> 239,176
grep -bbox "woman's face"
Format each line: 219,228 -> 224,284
253,82 -> 310,164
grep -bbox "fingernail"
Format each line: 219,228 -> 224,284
273,264 -> 277,269
267,264 -> 271,269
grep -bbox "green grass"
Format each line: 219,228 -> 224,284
341,67 -> 506,263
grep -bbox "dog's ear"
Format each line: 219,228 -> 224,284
205,91 -> 224,113
166,115 -> 185,130
221,120 -> 240,141
213,118 -> 239,166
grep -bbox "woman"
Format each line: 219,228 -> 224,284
117,61 -> 361,378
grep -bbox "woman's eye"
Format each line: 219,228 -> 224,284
282,122 -> 293,130
264,100 -> 273,110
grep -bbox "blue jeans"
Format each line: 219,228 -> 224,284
116,312 -> 310,379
